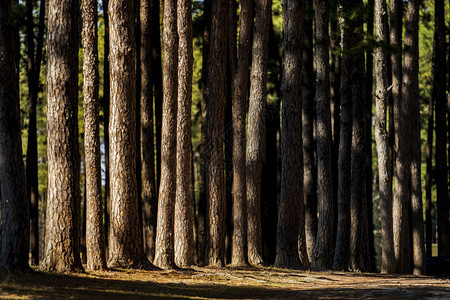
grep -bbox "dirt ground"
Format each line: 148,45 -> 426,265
1,266 -> 449,299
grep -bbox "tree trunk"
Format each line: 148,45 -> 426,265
434,0 -> 450,258
374,0 -> 395,274
391,0 -> 411,274
404,0 -> 425,275
40,0 -> 82,272
140,0 -> 157,263
154,0 -> 178,269
174,0 -> 195,267
108,0 -> 149,268
246,0 -> 271,267
425,69 -> 434,258
302,0 -> 317,264
205,0 -> 228,267
230,0 -> 252,267
275,0 -> 306,269
83,0 -> 107,270
311,0 -> 335,271
0,0 -> 30,270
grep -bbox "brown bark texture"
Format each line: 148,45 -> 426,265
154,0 -> 178,269
83,0 -> 107,271
0,0 -> 30,270
40,0 -> 82,273
108,0 -> 148,268
374,0 -> 395,274
230,0 -> 252,267
174,0 -> 195,267
205,0 -> 228,267
246,0 -> 271,267
425,67 -> 433,258
404,0 -> 425,275
434,0 -> 450,257
312,0 -> 335,271
140,0 -> 157,262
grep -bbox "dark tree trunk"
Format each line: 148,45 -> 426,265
174,0 -> 195,267
275,0 -> 306,269
434,0 -> 450,257
230,0 -> 252,267
140,0 -> 157,263
312,0 -> 335,271
374,0 -> 395,274
0,0 -> 30,270
40,0 -> 82,272
246,0 -> 271,267
83,0 -> 107,270
425,72 -> 433,258
405,0 -> 425,275
302,0 -> 317,263
205,0 -> 228,267
107,0 -> 149,268
154,0 -> 178,269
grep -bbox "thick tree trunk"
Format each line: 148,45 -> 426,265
174,0 -> 195,267
374,0 -> 395,274
0,0 -> 30,270
246,0 -> 271,267
312,0 -> 335,271
404,0 -> 425,275
302,0 -> 317,263
275,0 -> 306,269
205,0 -> 228,267
83,0 -> 107,270
154,0 -> 178,269
230,0 -> 252,267
140,0 -> 157,263
434,0 -> 450,257
40,0 -> 82,272
108,0 -> 149,268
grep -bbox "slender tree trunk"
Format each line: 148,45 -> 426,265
275,0 -> 306,269
83,0 -> 107,270
434,0 -> 450,257
404,0 -> 425,275
246,0 -> 271,267
108,0 -> 150,268
374,0 -> 395,274
312,0 -> 335,271
302,0 -> 317,263
140,0 -> 157,263
333,2 -> 352,271
391,0 -> 411,274
425,68 -> 433,258
0,0 -> 30,270
174,0 -> 195,267
154,0 -> 178,269
230,0 -> 252,267
40,0 -> 82,272
205,0 -> 228,267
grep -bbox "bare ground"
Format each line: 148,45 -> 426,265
1,266 -> 449,299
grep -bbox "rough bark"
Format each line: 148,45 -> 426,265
275,0 -> 306,269
374,0 -> 395,274
311,0 -> 335,271
230,0 -> 252,267
205,0 -> 228,267
140,0 -> 157,262
174,0 -> 195,267
302,0 -> 317,263
434,0 -> 450,257
108,0 -> 149,268
404,0 -> 425,275
0,0 -> 30,270
246,0 -> 271,267
425,70 -> 434,258
40,0 -> 82,272
154,0 -> 178,269
83,0 -> 107,271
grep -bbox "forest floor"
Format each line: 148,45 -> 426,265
0,265 -> 449,299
